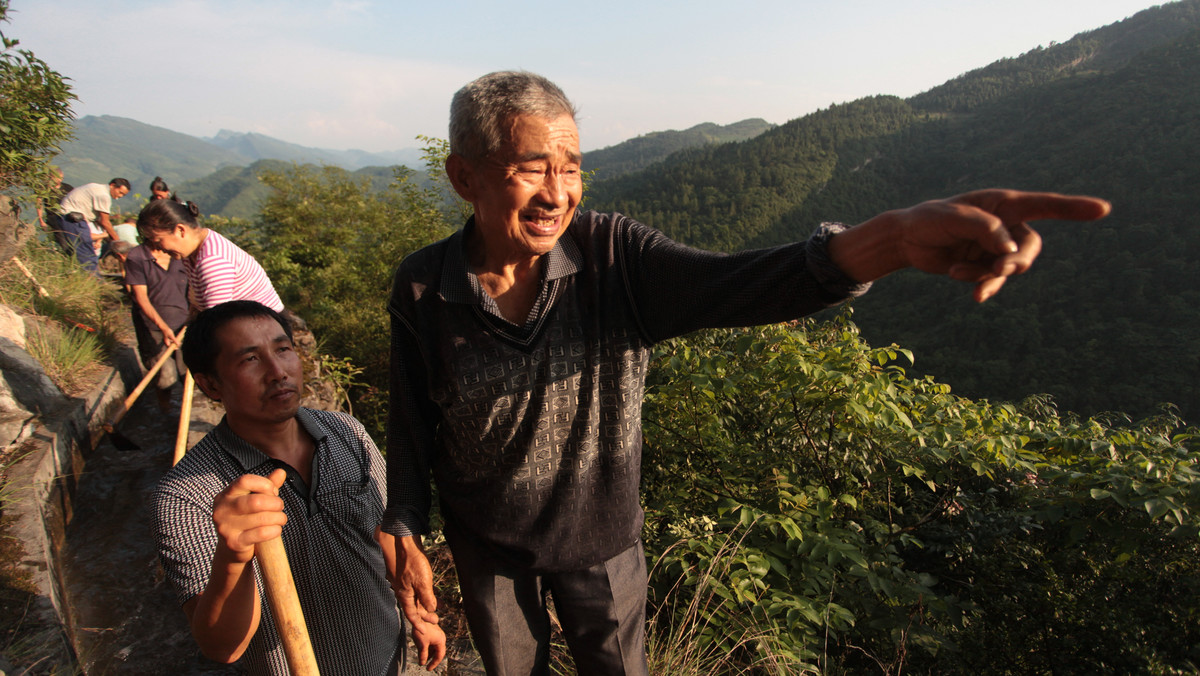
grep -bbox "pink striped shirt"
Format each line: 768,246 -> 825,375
185,230 -> 284,311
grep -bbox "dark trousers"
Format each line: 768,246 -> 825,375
60,219 -> 98,272
447,530 -> 649,676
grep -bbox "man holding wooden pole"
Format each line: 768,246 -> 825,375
152,301 -> 445,674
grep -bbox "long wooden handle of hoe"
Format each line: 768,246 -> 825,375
171,369 -> 194,466
12,258 -> 49,298
103,326 -> 187,432
257,537 -> 320,675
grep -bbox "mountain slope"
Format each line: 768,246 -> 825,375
587,0 -> 1200,420
206,130 -> 421,170
584,118 -> 774,181
54,116 -> 246,196
53,116 -> 422,203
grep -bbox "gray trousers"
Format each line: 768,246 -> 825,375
447,530 -> 649,676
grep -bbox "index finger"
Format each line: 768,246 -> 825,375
959,190 -> 1112,224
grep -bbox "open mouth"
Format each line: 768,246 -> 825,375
524,215 -> 561,236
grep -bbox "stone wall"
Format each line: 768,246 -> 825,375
2,341 -> 139,672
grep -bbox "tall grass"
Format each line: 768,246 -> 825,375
23,321 -> 103,395
0,236 -> 124,395
644,530 -> 809,676
540,530 -> 804,676
0,237 -> 124,345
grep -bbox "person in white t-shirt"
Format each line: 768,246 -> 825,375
59,178 -> 131,272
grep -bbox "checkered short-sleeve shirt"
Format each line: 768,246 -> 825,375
153,408 -> 401,675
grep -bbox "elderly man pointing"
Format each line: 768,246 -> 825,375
384,70 -> 1110,675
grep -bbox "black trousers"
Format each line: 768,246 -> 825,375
447,529 -> 649,676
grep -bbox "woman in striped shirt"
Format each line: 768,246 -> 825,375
137,200 -> 284,312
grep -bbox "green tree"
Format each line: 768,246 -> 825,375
641,314 -> 1200,673
243,161 -> 453,435
0,0 -> 74,202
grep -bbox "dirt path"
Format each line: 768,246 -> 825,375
61,380 -> 233,674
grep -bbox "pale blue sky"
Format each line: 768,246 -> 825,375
11,0 -> 1164,151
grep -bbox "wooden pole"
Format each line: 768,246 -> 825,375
256,537 -> 320,675
12,257 -> 49,297
102,326 -> 187,434
10,257 -> 95,331
172,369 -> 194,466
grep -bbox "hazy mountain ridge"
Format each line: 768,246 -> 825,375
55,115 -> 247,195
206,130 -> 421,171
54,116 -> 423,204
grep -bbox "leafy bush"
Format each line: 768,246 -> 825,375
641,312 -> 1200,673
0,0 -> 74,201
225,162 -> 453,438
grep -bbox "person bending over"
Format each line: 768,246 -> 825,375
123,243 -> 188,411
59,178 -> 130,272
137,200 -> 284,312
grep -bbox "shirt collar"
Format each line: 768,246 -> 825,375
215,407 -> 329,472
440,215 -> 584,305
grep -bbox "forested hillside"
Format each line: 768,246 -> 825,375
588,0 -> 1200,421
173,161 -> 403,220
584,118 -> 773,180
55,115 -> 246,193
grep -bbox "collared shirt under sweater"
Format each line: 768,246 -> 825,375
384,210 -> 870,571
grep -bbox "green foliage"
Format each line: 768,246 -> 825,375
641,315 -> 1200,673
0,0 -> 75,202
245,161 -> 453,437
415,134 -> 472,225
313,353 -> 363,414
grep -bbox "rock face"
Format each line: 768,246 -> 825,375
0,197 -> 33,267
0,306 -> 68,449
0,304 -> 26,350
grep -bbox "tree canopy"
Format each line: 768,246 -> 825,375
0,0 -> 73,203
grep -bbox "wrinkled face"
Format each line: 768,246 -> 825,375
110,184 -> 129,200
198,315 -> 302,427
141,224 -> 197,259
459,113 -> 582,266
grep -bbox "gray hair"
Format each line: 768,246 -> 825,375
449,71 -> 578,161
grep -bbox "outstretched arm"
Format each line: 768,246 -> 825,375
827,189 -> 1111,302
183,469 -> 288,663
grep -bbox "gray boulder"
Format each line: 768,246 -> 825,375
0,335 -> 68,449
